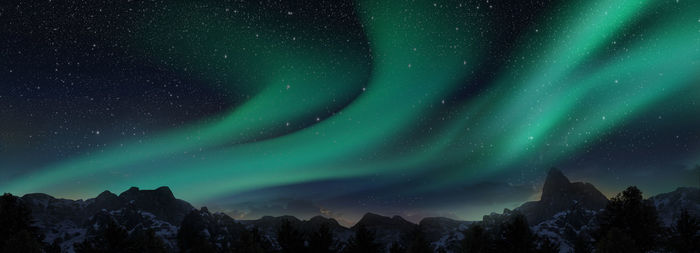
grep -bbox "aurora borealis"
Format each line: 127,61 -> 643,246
1,0 -> 699,222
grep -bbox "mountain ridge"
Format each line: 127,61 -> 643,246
12,172 -> 700,253
517,168 -> 609,225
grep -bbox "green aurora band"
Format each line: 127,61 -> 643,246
3,0 -> 700,212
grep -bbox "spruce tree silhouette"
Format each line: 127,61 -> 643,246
130,229 -> 167,253
389,242 -> 406,253
460,224 -> 490,253
236,228 -> 269,253
277,219 -> 306,253
595,227 -> 636,253
74,219 -> 156,253
177,210 -> 216,253
344,224 -> 382,253
497,213 -> 536,253
309,223 -> 335,253
668,209 -> 700,253
0,193 -> 43,253
571,232 -> 592,253
595,186 -> 662,252
406,226 -> 432,253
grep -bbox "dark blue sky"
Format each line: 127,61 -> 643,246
1,0 -> 699,222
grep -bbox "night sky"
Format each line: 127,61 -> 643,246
1,0 -> 699,224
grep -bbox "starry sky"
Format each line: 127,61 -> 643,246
1,0 -> 699,223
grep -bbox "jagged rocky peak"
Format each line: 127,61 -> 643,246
298,216 -> 351,237
154,186 -> 176,199
119,186 -> 140,197
540,168 -> 607,207
517,168 -> 608,225
353,213 -> 417,248
107,186 -> 195,225
118,186 -> 175,201
541,168 -> 571,202
353,212 -> 415,231
92,190 -> 121,211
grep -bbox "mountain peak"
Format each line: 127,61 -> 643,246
117,186 -> 175,201
648,187 -> 700,226
119,187 -> 140,197
541,167 -> 572,202
154,186 -> 175,199
109,186 -> 194,224
353,212 -> 415,230
354,212 -> 389,226
96,190 -> 116,199
309,215 -> 327,222
517,168 -> 608,224
308,215 -> 338,225
353,213 -> 416,244
361,212 -> 384,219
544,167 -> 569,185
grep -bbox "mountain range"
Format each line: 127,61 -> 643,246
15,168 -> 700,253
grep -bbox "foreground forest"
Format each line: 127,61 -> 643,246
2,185 -> 698,253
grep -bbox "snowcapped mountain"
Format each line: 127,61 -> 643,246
14,172 -> 699,253
419,217 -> 472,252
479,169 -> 700,253
21,186 -> 194,252
352,212 -> 416,248
649,187 -> 700,226
517,168 -> 608,225
514,168 -> 608,252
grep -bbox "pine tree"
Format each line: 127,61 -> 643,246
277,219 -> 306,253
75,219 -> 131,253
497,213 -> 536,253
177,210 -> 216,253
668,209 -> 700,253
406,226 -> 432,253
571,233 -> 591,253
2,229 -> 44,253
344,224 -> 382,253
129,229 -> 167,253
309,223 -> 335,253
236,228 -> 268,253
460,224 -> 490,253
74,218 -> 167,253
0,193 -> 43,253
595,227 -> 637,253
389,242 -> 406,253
594,186 -> 662,252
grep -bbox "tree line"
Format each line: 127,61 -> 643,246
459,186 -> 699,253
1,186 -> 699,252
